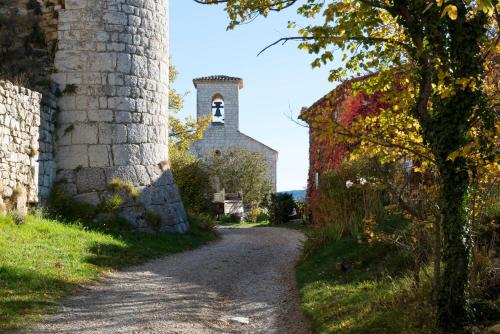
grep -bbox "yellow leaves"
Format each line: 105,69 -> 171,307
477,0 -> 496,16
456,77 -> 479,91
442,4 -> 458,20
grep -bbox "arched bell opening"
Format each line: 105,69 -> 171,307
211,93 -> 225,125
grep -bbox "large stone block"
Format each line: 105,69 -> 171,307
76,168 -> 106,193
89,145 -> 111,167
105,165 -> 139,184
57,145 -> 89,169
71,124 -> 98,144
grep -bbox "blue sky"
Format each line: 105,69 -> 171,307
170,1 -> 340,191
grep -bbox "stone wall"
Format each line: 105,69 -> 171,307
0,80 -> 56,209
38,93 -> 57,200
51,0 -> 187,232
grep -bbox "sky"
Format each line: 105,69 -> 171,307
170,1 -> 341,192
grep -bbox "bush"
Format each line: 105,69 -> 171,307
188,212 -> 216,232
309,158 -> 385,239
170,144 -> 213,214
267,193 -> 295,224
245,206 -> 269,223
46,183 -> 130,232
219,213 -> 242,224
47,183 -> 97,222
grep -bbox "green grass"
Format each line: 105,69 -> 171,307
218,219 -> 308,230
296,237 -> 437,334
217,219 -> 272,228
0,213 -> 216,330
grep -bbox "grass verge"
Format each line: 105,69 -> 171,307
217,219 -> 307,230
0,213 -> 216,331
296,236 -> 437,334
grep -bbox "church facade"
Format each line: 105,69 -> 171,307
191,75 -> 278,191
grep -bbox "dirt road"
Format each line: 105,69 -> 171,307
22,227 -> 310,334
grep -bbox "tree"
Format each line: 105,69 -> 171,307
196,0 -> 498,330
168,64 -> 211,150
205,149 -> 272,209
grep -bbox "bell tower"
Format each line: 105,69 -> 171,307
191,75 -> 277,191
193,75 -> 243,132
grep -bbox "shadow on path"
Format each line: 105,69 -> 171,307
21,227 -> 310,334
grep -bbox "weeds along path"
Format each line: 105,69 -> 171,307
21,227 -> 310,334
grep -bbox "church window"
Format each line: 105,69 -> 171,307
211,94 -> 224,125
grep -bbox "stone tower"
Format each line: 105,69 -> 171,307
50,0 -> 188,232
192,76 -> 278,190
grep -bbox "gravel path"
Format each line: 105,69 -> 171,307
22,227 -> 311,334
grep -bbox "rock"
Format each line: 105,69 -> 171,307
14,185 -> 28,217
0,196 -> 6,213
227,316 -> 250,325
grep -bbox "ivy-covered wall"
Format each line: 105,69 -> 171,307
300,76 -> 384,223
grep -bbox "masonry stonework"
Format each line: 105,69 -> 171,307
50,0 -> 187,232
192,76 -> 278,191
0,0 -> 188,232
0,80 -> 56,208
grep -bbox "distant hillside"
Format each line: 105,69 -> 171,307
280,190 -> 306,201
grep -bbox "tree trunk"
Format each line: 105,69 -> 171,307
437,159 -> 471,330
433,216 -> 441,303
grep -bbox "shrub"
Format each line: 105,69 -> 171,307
170,144 -> 213,214
310,158 -> 385,239
47,183 -> 97,222
108,178 -> 140,199
145,211 -> 162,232
188,211 -> 216,232
220,213 -> 242,224
267,193 -> 295,224
47,183 -> 129,232
245,206 -> 269,223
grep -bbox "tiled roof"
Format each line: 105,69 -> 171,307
193,75 -> 244,88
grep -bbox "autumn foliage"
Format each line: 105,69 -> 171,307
300,76 -> 386,225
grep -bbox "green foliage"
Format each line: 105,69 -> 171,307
47,183 -> 97,222
266,192 -> 295,224
108,178 -> 140,200
99,194 -> 124,213
187,211 -> 217,232
219,213 -> 243,224
170,144 -> 213,214
145,211 -> 162,232
47,182 -> 129,232
205,149 -> 272,209
245,206 -> 269,223
0,213 -> 216,330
